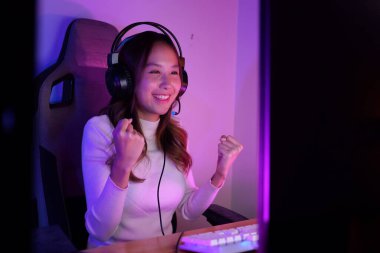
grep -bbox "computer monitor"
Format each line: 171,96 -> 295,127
259,0 -> 380,252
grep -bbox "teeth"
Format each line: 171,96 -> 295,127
154,95 -> 169,100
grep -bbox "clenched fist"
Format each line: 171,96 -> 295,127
211,135 -> 243,187
110,118 -> 145,188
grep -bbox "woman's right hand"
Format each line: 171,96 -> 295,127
110,118 -> 145,188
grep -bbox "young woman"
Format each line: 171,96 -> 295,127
81,24 -> 243,248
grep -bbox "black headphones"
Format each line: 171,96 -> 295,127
105,21 -> 188,99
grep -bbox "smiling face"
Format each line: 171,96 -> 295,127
135,41 -> 181,121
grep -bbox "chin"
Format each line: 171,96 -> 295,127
160,109 -> 171,116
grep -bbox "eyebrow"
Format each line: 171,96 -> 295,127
145,62 -> 179,68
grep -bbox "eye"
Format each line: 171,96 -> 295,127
171,70 -> 179,75
148,69 -> 160,74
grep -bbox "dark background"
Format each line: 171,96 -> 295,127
265,0 -> 380,252
0,2 -> 36,252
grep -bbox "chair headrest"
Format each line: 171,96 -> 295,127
61,18 -> 119,68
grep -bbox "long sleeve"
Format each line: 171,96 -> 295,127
81,116 -> 127,242
178,166 -> 222,221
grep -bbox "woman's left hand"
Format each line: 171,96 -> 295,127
212,135 -> 243,187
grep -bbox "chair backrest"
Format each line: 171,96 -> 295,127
34,18 -> 118,250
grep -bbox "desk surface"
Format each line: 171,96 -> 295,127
80,219 -> 257,253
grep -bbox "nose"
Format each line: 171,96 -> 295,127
160,73 -> 172,90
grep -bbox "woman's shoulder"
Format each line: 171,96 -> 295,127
82,115 -> 114,154
84,114 -> 113,133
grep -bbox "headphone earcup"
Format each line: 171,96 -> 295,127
105,64 -> 133,98
179,68 -> 188,97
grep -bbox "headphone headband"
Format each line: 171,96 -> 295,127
111,21 -> 183,58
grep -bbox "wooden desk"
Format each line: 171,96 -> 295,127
81,219 -> 257,253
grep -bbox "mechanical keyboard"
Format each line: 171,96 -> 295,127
178,224 -> 259,253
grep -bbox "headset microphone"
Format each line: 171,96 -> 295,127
171,99 -> 181,116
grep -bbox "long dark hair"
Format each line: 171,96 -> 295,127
100,31 -> 192,182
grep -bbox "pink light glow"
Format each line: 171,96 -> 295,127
258,0 -> 270,251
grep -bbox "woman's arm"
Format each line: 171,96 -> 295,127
81,117 -> 128,241
179,135 -> 243,220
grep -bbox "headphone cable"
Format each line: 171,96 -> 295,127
175,231 -> 185,253
157,150 -> 166,236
